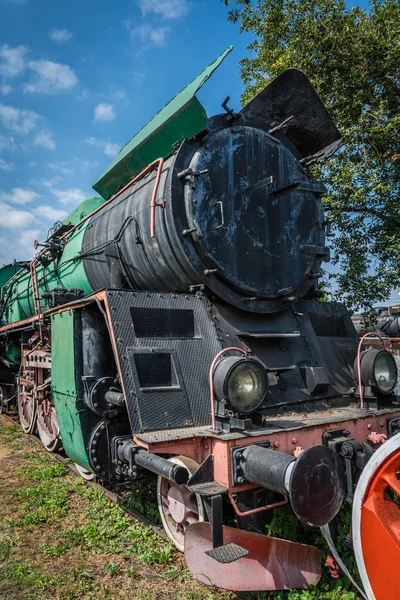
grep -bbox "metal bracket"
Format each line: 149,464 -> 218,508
177,167 -> 208,180
387,417 -> 400,437
231,443 -> 271,486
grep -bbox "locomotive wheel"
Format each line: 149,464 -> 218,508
352,432 -> 400,600
74,464 -> 96,481
157,456 -> 205,552
36,400 -> 62,452
18,382 -> 36,434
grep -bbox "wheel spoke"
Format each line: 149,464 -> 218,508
383,470 -> 400,498
157,457 -> 205,552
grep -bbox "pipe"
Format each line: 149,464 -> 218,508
117,441 -> 188,484
228,492 -> 288,517
241,445 -> 295,494
240,444 -> 345,527
105,390 -> 125,407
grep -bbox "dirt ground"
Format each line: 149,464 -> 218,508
0,415 -> 239,600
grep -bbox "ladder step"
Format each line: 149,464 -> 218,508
205,542 -> 249,564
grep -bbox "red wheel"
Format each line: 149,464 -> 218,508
157,456 -> 205,551
36,399 -> 62,452
353,432 -> 400,600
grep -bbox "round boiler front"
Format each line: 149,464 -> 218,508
81,118 -> 327,312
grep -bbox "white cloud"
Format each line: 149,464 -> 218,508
0,135 -> 17,152
0,104 -> 40,134
138,0 -> 189,19
84,136 -> 120,157
0,83 -> 12,95
104,142 -> 120,157
35,205 -> 67,221
129,24 -> 170,48
40,177 -> 62,188
0,188 -> 39,205
49,28 -> 73,43
24,60 -> 78,94
93,103 -> 116,123
51,188 -> 86,205
0,158 -> 14,171
0,202 -> 34,229
33,129 -> 56,150
0,44 -> 28,78
48,161 -> 73,174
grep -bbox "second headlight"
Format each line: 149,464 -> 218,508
213,356 -> 267,414
354,348 -> 398,395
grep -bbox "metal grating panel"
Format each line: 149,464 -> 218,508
105,291 -> 221,433
205,543 -> 249,563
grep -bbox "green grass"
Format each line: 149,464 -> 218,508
0,418 -> 361,600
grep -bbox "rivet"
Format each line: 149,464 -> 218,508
273,441 -> 279,448
291,438 -> 297,444
367,424 -> 372,429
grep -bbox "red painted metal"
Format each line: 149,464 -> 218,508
209,347 -> 248,430
150,159 -> 165,238
367,432 -> 387,445
359,442 -> 400,599
185,523 -> 321,591
325,555 -> 340,579
138,409 -> 400,493
227,491 -> 288,517
292,447 -> 304,457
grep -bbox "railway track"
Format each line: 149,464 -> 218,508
0,411 -> 166,540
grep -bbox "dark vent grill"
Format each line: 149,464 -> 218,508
309,313 -> 347,338
130,307 -> 195,338
133,352 -> 177,388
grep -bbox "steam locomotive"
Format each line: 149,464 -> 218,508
1,47 -> 399,598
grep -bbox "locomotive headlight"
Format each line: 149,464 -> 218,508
354,349 -> 398,395
213,356 -> 267,413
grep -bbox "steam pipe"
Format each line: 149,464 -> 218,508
117,441 -> 188,484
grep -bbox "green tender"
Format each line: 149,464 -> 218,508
51,310 -> 91,469
1,196 -> 104,325
93,46 -> 233,200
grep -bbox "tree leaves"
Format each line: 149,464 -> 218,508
224,0 -> 400,311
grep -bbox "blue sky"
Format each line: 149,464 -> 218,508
0,0 -> 251,264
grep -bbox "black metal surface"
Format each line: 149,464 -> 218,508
289,446 -> 345,527
82,107 -> 328,314
240,444 -> 345,527
210,494 -> 224,549
205,543 -> 249,564
185,125 -> 327,305
105,290 -> 221,432
241,445 -> 294,494
240,68 -> 341,162
116,443 -> 189,484
211,298 -> 359,416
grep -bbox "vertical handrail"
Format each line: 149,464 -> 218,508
27,158 -> 166,330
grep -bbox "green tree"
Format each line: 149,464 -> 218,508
223,0 -> 400,312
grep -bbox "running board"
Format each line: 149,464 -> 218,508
185,523 -> 321,591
